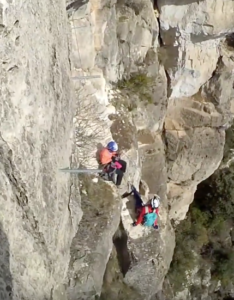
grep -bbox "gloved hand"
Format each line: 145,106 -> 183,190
112,154 -> 120,161
110,161 -> 116,168
132,222 -> 137,227
153,224 -> 159,230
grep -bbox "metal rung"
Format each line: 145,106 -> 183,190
72,75 -> 101,80
71,26 -> 91,29
60,168 -> 102,174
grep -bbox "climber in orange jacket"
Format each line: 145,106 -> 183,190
99,141 -> 127,186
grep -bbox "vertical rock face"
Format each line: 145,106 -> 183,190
202,54 -> 234,117
157,0 -> 234,98
165,98 -> 226,221
121,136 -> 175,299
67,177 -> 122,300
1,0 -> 234,299
158,0 -> 234,223
0,0 -> 81,299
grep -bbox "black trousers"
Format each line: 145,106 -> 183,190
109,159 -> 127,186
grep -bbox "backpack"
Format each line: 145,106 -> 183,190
143,206 -> 158,227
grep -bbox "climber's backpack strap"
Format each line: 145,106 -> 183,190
100,163 -> 117,182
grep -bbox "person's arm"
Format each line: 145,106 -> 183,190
111,152 -> 120,161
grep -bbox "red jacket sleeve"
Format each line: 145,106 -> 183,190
136,207 -> 146,225
154,208 -> 159,226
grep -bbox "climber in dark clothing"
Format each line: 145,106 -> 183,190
131,185 -> 144,209
111,157 -> 127,186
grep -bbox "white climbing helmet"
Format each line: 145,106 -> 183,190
151,195 -> 160,208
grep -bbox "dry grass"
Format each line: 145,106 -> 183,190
74,93 -> 107,166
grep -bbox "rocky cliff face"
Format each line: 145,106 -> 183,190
0,0 -> 81,299
0,0 -> 234,299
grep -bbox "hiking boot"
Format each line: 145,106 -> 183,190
128,183 -> 135,193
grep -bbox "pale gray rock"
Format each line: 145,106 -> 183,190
1,0 -> 234,299
157,0 -> 234,98
202,56 -> 234,118
166,127 -> 225,183
67,177 -> 122,300
94,0 -> 159,81
121,136 -> 175,299
0,0 -> 81,299
165,98 -> 226,222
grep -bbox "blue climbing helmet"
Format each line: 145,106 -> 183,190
107,141 -> 118,152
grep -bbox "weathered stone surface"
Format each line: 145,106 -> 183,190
2,0 -> 234,299
140,136 -> 167,196
166,126 -> 225,184
69,0 -> 234,298
165,98 -> 226,222
93,0 -> 158,81
123,202 -> 175,299
0,0 -> 81,299
70,0 -> 167,135
132,65 -> 168,133
165,99 -> 226,184
100,247 -> 143,300
157,0 -> 234,98
167,183 -> 197,222
67,176 -> 122,300
202,55 -> 234,118
120,136 -> 175,298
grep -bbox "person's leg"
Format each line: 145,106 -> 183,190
132,186 -> 143,208
103,164 -> 116,182
115,169 -> 124,186
118,159 -> 127,173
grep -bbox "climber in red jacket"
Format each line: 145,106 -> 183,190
131,185 -> 160,229
135,205 -> 159,227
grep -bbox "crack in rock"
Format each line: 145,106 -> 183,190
0,134 -> 51,269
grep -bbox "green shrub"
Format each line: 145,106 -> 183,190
167,216 -> 200,292
212,250 -> 234,286
116,73 -> 155,108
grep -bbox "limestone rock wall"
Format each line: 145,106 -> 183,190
67,176 -> 122,299
1,0 -> 234,299
159,0 -> 234,223
157,0 -> 234,98
0,0 -> 81,299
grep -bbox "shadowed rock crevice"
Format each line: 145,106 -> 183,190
113,221 -> 131,276
66,0 -> 89,15
0,136 -> 49,262
226,33 -> 234,48
67,175 -> 122,299
0,222 -> 13,300
158,0 -> 203,7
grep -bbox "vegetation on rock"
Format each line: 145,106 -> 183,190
114,73 -> 156,111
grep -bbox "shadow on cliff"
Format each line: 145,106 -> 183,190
66,0 -> 89,17
0,222 -> 13,300
156,0 -> 204,8
113,193 -> 143,277
66,0 -> 88,11
113,221 -> 131,276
